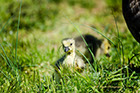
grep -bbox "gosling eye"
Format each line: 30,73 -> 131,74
108,46 -> 110,49
70,43 -> 73,46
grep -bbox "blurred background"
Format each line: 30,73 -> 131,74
0,0 -> 140,92
0,0 -> 122,31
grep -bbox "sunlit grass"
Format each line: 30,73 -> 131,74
0,0 -> 140,92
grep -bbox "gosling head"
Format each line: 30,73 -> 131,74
101,39 -> 111,57
61,38 -> 75,54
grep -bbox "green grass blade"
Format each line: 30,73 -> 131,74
15,0 -> 22,63
76,49 -> 95,73
0,68 -> 11,81
77,23 -> 115,45
0,44 -> 14,69
111,78 -> 127,82
110,66 -> 127,76
0,53 -> 11,67
0,16 -> 13,34
14,0 -> 22,85
108,74 -> 123,79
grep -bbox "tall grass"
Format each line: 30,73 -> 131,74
0,0 -> 140,92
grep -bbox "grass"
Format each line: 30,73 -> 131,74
0,0 -> 140,92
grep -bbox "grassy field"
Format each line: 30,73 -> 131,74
0,0 -> 140,92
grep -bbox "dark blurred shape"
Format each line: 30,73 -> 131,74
122,0 -> 140,43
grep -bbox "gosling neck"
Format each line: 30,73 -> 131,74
66,49 -> 75,57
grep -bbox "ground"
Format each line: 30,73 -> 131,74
0,0 -> 140,92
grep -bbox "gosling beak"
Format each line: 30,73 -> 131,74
64,47 -> 70,52
105,53 -> 110,57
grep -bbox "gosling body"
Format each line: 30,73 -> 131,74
74,34 -> 111,63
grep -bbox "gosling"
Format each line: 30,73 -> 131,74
74,34 -> 111,63
54,38 -> 85,82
